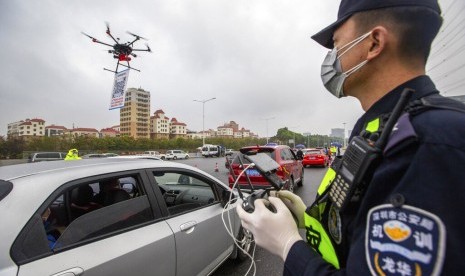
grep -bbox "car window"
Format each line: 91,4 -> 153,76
153,171 -> 216,216
232,149 -> 276,164
11,174 -> 154,264
280,149 -> 291,161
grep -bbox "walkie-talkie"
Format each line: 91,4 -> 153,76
329,88 -> 414,211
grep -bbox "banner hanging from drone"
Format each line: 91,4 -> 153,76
109,69 -> 129,110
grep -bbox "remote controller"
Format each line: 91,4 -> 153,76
242,190 -> 276,213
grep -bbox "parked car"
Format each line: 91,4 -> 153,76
81,153 -> 108,159
143,151 -> 166,160
228,145 -> 304,192
0,159 -> 251,276
302,148 -> 330,167
28,152 -> 66,162
165,150 -> 189,160
225,149 -> 234,156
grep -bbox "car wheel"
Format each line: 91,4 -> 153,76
297,169 -> 304,187
173,156 -> 177,160
235,226 -> 255,262
185,155 -> 189,159
288,177 -> 295,193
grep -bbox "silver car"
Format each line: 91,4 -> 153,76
0,159 -> 252,275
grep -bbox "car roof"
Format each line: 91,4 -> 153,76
0,158 -> 190,182
109,155 -> 162,160
239,145 -> 288,153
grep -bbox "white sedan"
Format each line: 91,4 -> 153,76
0,159 -> 252,276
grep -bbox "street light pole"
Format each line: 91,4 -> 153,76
261,117 -> 275,144
290,125 -> 300,148
343,122 -> 347,148
194,97 -> 216,146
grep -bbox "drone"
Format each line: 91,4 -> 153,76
82,22 -> 151,73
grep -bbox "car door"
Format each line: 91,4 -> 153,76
149,169 -> 236,276
288,149 -> 303,181
14,171 -> 176,276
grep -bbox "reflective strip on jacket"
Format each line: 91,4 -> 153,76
303,117 -> 380,269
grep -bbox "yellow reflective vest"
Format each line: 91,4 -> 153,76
304,118 -> 380,268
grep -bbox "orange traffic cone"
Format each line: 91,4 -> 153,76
215,163 -> 219,172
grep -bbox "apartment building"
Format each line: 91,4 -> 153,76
150,109 -> 170,139
120,88 -> 151,139
45,125 -> 68,137
7,118 -> 45,138
100,128 -> 120,138
217,126 -> 234,137
68,128 -> 99,138
170,118 -> 187,139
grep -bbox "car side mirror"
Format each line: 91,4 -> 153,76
221,189 -> 236,207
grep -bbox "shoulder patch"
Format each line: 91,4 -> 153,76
365,204 -> 446,276
384,113 -> 417,154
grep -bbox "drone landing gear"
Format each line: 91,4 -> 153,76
103,62 -> 140,74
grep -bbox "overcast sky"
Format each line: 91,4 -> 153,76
1,0 -> 463,138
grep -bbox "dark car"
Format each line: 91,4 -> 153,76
228,145 -> 304,192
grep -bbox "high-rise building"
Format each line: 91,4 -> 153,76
120,88 -> 151,139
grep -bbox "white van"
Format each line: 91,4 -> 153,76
202,145 -> 220,157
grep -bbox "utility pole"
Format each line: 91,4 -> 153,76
343,122 -> 347,148
262,117 -> 275,144
193,97 -> 216,146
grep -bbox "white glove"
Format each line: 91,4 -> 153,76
236,197 -> 303,261
270,190 -> 307,229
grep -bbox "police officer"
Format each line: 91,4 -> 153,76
64,148 -> 82,160
237,0 -> 465,275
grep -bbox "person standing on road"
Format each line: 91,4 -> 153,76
296,148 -> 304,160
237,0 -> 465,274
64,148 -> 82,160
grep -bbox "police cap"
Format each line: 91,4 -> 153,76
311,0 -> 441,49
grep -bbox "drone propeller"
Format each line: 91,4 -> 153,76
82,31 -> 114,47
81,32 -> 96,40
127,31 -> 147,40
104,21 -> 119,44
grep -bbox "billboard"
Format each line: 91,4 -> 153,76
109,69 -> 129,110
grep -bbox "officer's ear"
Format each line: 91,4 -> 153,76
366,26 -> 387,61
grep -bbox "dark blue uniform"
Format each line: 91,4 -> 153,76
284,76 -> 465,275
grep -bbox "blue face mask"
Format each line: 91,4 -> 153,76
320,31 -> 372,98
